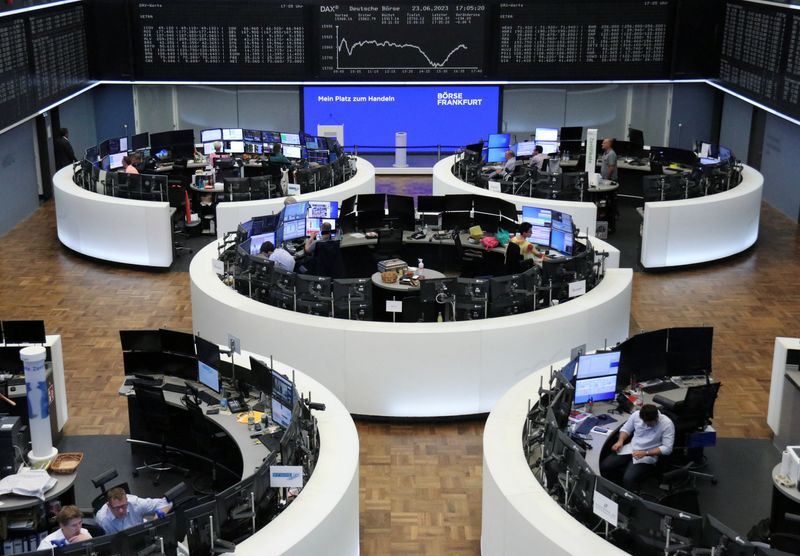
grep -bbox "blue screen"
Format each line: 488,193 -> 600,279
486,148 -> 506,163
304,86 -> 500,153
198,361 -> 220,393
282,220 -> 306,241
550,229 -> 574,255
488,133 -> 510,149
574,375 -> 617,405
577,351 -> 621,379
521,206 -> 552,228
283,202 -> 308,222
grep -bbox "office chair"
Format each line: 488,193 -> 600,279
452,231 -> 485,278
654,382 -> 721,482
770,533 -> 800,552
373,227 -> 404,263
129,382 -> 187,486
312,240 -> 346,279
183,395 -> 228,494
504,241 -> 530,275
167,182 -> 192,257
76,468 -> 131,536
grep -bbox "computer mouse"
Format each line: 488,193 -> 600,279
596,413 -> 611,421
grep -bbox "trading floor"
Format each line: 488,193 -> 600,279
1,176 -> 799,555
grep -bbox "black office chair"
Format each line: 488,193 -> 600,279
372,227 -> 403,263
312,240 -> 346,279
167,182 -> 192,257
654,381 -> 721,482
452,231 -> 485,278
129,383 -> 187,486
503,241 -> 535,275
183,395 -> 228,494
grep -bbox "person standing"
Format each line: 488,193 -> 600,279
53,128 -> 77,170
600,137 -> 618,181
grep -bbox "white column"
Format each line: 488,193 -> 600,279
21,346 -> 57,465
393,132 -> 408,168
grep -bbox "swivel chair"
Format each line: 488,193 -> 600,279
373,227 -> 404,263
453,231 -> 486,278
128,382 -> 187,486
654,381 -> 721,483
312,240 -> 346,279
167,181 -> 193,257
504,241 -> 528,275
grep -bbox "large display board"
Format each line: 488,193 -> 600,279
495,0 -> 675,80
317,2 -> 487,79
718,0 -> 800,120
0,3 -> 90,131
131,0 -> 307,80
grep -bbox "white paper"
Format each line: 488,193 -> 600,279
211,259 -> 225,276
568,280 -> 587,298
618,444 -> 633,456
287,183 -> 301,195
386,300 -> 403,313
488,181 -> 501,192
593,489 -> 618,527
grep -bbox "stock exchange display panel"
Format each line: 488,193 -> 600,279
131,1 -> 307,80
316,2 -> 488,79
0,16 -> 35,130
494,0 -> 675,80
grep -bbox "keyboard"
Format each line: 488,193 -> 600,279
161,382 -> 187,394
642,381 -> 679,394
573,416 -> 599,436
197,389 -> 221,406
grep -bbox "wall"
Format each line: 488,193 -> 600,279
760,113 -> 800,222
719,94 -> 753,162
630,85 -> 671,146
57,90 -> 98,159
0,122 -> 41,237
668,83 -> 716,150
93,85 -> 135,142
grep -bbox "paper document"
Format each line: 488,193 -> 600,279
618,444 -> 633,456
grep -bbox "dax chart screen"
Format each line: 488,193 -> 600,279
317,3 -> 488,79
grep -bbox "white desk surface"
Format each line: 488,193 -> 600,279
371,268 -> 445,292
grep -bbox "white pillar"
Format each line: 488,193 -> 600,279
393,132 -> 408,168
21,346 -> 57,465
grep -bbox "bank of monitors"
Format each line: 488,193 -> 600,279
116,514 -> 178,556
615,328 -> 669,386
387,194 -> 415,230
574,351 -> 620,405
195,335 -> 222,394
216,476 -> 256,543
271,370 -> 294,428
489,274 -> 533,317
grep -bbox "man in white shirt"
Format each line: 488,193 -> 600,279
95,488 -> 171,534
486,150 -> 517,180
529,145 -> 546,170
259,240 -> 295,272
38,506 -> 92,549
599,404 -> 675,492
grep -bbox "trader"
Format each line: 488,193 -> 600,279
37,506 -> 92,548
304,221 -> 333,256
208,142 -> 225,167
486,150 -> 517,180
510,222 -> 547,261
122,156 -> 139,175
269,144 -> 290,164
95,487 -> 171,534
53,128 -> 77,171
600,137 -> 618,181
599,403 -> 675,492
528,145 -> 546,171
259,240 -> 295,271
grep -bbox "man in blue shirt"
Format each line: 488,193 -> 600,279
95,488 -> 171,534
599,404 -> 675,492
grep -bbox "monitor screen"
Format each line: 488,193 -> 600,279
131,132 -> 149,151
536,141 -> 559,154
487,133 -> 510,149
109,152 -> 126,170
560,126 -> 583,141
515,141 -> 536,156
629,128 -> 644,147
535,128 -> 559,142
249,232 -> 276,255
228,141 -> 245,153
203,142 -> 220,155
521,206 -> 552,228
305,137 -> 319,150
306,218 -> 336,235
280,133 -> 301,145
222,128 -> 243,141
271,397 -> 292,428
120,329 -> 161,352
416,195 -> 445,213
195,335 -> 221,369
243,129 -> 262,142
530,225 -> 550,246
3,320 -> 46,344
201,128 -> 222,143
549,229 -> 573,255
485,147 -> 506,163
561,357 -> 579,382
307,201 -> 339,219
574,375 -> 617,405
282,219 -> 306,241
108,136 -> 128,155
552,211 -> 572,233
198,361 -> 220,393
283,145 -> 302,159
282,201 -> 308,221
577,351 -> 621,379
272,370 -> 293,407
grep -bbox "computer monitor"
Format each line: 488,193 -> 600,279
702,514 -> 754,556
283,145 -> 302,159
577,351 -> 621,379
574,374 -> 617,405
131,132 -> 149,151
159,329 -> 195,357
270,267 -> 295,294
242,129 -> 262,143
279,132 -> 300,145
306,218 -> 336,236
387,194 -> 415,230
119,329 -> 160,352
195,335 -> 221,393
667,327 -> 713,376
560,126 -> 582,142
521,206 -> 552,227
180,500 -> 219,555
201,128 -> 222,143
416,195 -> 445,214
489,274 -> 526,302
2,319 -> 46,345
106,136 -> 127,156
456,277 -> 490,299
281,219 -> 306,242
228,140 -> 245,154
443,194 -> 473,214
617,329 -> 669,386
419,277 -> 457,304
295,274 -> 332,300
306,201 -> 339,221
357,193 -> 385,213
282,201 -> 308,222
631,498 -> 703,551
593,476 -> 641,532
55,534 -> 117,555
535,128 -> 559,142
248,356 -> 274,396
223,176 -> 250,194
560,357 -> 579,382
86,145 -> 99,161
487,133 -> 510,149
216,477 -> 256,542
222,128 -> 243,141
486,147 -> 506,163
116,513 -> 178,556
515,140 -> 537,157
549,229 -> 573,256
108,152 -> 126,170
549,384 -> 573,429
629,128 -> 644,147
249,232 -> 275,255
99,139 -> 110,158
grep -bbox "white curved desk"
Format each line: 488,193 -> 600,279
432,155 -> 599,237
640,164 -> 763,269
215,158 -> 376,238
481,359 -> 628,556
190,242 -> 632,418
232,350 -> 359,556
53,166 -> 173,268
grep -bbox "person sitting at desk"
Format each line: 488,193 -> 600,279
38,506 -> 92,549
511,222 -> 548,261
122,156 -> 139,175
208,142 -> 224,167
600,137 -> 618,181
259,240 -> 295,272
485,150 -> 516,180
95,487 -> 171,534
269,144 -> 290,165
599,403 -> 675,492
528,145 -> 546,171
303,221 -> 333,256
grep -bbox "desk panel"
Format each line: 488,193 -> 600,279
191,241 -> 632,418
214,157 -> 376,238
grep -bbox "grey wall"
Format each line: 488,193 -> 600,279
668,83 -> 716,150
0,122 -> 41,237
630,85 -> 671,146
760,113 -> 800,222
58,90 -> 98,159
719,94 -> 753,162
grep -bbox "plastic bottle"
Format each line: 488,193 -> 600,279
417,258 -> 424,276
586,397 -> 593,414
634,385 -> 644,410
